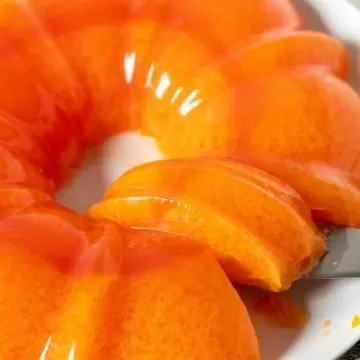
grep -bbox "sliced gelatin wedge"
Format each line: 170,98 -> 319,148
88,159 -> 326,291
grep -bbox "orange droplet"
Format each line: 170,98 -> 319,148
352,315 -> 360,328
254,293 -> 309,329
323,320 -> 332,328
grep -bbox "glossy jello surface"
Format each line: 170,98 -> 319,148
89,159 -> 325,292
0,0 -> 359,358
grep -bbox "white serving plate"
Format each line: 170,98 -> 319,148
57,1 -> 360,359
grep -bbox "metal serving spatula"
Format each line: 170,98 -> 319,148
307,0 -> 360,280
308,228 -> 360,279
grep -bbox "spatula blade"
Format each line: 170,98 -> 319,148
308,228 -> 360,279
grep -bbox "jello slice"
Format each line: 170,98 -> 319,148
88,159 -> 326,291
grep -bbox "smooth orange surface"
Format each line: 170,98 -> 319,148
0,113 -> 49,171
147,67 -> 360,163
0,0 -> 84,114
0,202 -> 90,270
88,159 -> 326,291
232,31 -> 348,78
0,238 -> 259,360
0,245 -> 66,359
0,185 -> 52,217
18,0 -> 300,146
0,52 -> 81,181
0,146 -> 54,194
26,0 -> 300,45
0,0 -> 84,182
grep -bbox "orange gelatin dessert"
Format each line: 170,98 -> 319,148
0,0 -> 360,357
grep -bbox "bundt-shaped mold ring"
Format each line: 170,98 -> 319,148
0,0 -> 358,358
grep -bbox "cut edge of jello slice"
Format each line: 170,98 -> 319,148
88,158 -> 326,292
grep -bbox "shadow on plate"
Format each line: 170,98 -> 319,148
293,0 -> 360,91
240,279 -> 332,360
56,133 -> 162,214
